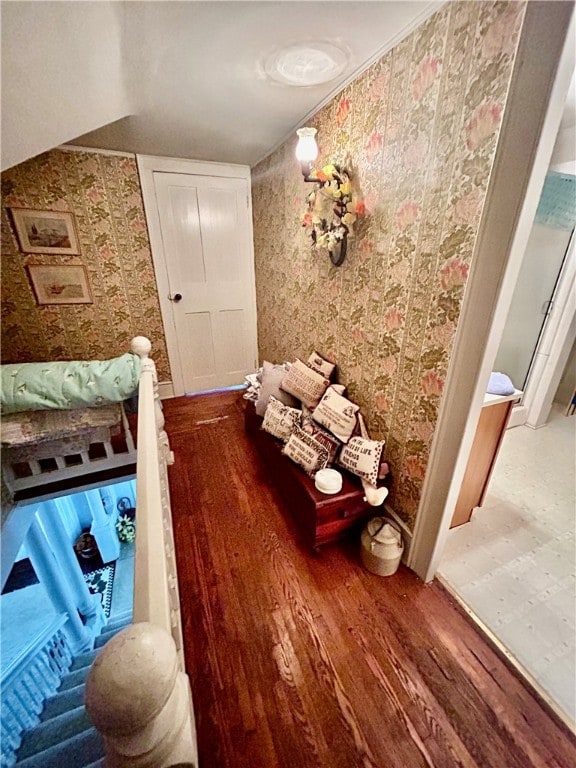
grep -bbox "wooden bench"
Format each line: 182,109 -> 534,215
245,402 -> 376,551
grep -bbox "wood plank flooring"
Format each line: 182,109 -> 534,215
165,391 -> 576,768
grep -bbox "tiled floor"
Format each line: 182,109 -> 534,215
439,403 -> 576,725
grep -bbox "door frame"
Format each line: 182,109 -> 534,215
138,155 -> 257,397
408,3 -> 575,582
508,229 -> 575,429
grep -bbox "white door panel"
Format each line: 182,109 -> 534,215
153,171 -> 256,393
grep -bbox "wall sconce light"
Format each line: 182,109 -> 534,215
295,127 -> 319,182
296,126 -> 357,267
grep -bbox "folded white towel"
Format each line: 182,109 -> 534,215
487,371 -> 515,396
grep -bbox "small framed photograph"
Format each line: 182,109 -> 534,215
27,264 -> 93,305
9,208 -> 80,255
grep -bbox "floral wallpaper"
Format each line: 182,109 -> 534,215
252,1 -> 526,529
1,149 -> 170,380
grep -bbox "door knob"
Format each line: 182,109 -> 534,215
169,293 -> 182,303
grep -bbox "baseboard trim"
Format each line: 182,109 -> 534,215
158,381 -> 175,399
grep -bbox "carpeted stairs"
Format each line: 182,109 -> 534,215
14,611 -> 133,768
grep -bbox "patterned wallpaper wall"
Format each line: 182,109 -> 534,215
1,149 -> 170,380
252,1 -> 526,528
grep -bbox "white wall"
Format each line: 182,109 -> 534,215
550,70 -> 576,174
550,126 -> 576,173
1,1 -> 132,171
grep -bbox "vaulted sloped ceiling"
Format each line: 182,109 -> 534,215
1,1 -> 131,171
1,1 -> 441,171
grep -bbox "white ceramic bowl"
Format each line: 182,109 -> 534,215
315,468 -> 343,494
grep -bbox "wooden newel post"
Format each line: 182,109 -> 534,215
85,623 -> 196,767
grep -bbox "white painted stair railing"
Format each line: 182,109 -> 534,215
1,613 -> 72,767
85,338 -> 197,768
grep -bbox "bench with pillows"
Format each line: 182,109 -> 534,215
244,352 -> 390,551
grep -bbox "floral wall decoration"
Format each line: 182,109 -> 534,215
1,149 -> 171,380
301,162 -> 366,266
252,1 -> 526,529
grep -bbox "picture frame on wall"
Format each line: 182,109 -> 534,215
9,208 -> 80,255
27,264 -> 93,305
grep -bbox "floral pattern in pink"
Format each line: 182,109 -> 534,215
404,456 -> 427,481
413,57 -> 440,101
383,307 -> 404,332
251,1 -> 525,530
422,371 -> 444,397
466,103 -> 502,150
336,97 -> 350,127
374,392 -> 390,413
365,131 -> 383,160
396,201 -> 420,230
440,256 -> 469,291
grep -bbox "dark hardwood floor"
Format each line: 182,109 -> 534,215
165,391 -> 576,768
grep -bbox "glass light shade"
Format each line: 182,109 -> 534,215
295,128 -> 319,163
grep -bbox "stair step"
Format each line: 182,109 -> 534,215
102,619 -> 131,636
70,648 -> 99,672
94,627 -> 125,648
106,610 -> 132,629
16,727 -> 104,768
41,683 -> 85,722
17,705 -> 93,760
59,665 -> 90,692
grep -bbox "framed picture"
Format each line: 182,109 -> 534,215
9,208 -> 80,255
27,264 -> 93,305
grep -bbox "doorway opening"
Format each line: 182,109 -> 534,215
438,161 -> 576,729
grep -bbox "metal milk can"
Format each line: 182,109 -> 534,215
360,517 -> 404,576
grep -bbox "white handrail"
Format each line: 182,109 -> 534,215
132,338 -> 172,634
86,338 -> 197,767
130,336 -> 184,661
1,613 -> 69,691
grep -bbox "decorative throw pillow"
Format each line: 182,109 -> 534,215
255,361 -> 298,417
283,425 -> 329,477
261,396 -> 301,443
307,351 -> 336,379
312,386 -> 360,443
301,416 -> 342,465
280,359 -> 330,409
338,436 -> 386,486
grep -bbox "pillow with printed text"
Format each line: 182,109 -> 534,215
282,425 -> 329,477
312,386 -> 360,443
307,351 -> 336,380
280,359 -> 330,409
301,416 -> 342,465
261,396 -> 302,443
338,436 -> 386,486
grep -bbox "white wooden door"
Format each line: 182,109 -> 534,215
152,170 -> 257,394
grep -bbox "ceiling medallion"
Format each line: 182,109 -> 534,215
264,42 -> 349,87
